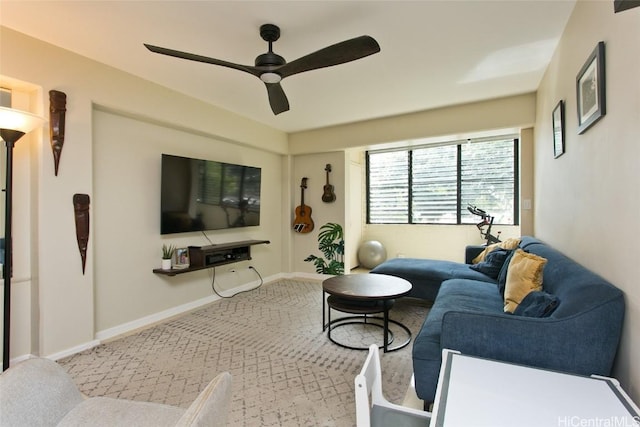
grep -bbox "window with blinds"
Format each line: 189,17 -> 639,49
367,137 -> 518,225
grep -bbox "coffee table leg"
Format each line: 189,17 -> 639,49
383,306 -> 389,353
322,291 -> 326,331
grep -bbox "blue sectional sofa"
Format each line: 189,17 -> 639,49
370,236 -> 625,404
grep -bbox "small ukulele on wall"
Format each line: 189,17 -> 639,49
293,177 -> 314,233
322,164 -> 336,203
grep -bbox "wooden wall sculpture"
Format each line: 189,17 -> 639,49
49,90 -> 67,176
73,193 -> 90,274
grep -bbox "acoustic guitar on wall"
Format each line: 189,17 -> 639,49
322,164 -> 336,203
293,177 -> 314,233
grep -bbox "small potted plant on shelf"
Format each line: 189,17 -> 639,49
161,244 -> 175,270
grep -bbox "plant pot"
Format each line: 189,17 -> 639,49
161,258 -> 172,270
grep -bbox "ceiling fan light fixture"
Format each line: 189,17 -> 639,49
260,72 -> 282,84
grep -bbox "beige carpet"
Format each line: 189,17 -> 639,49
59,278 -> 431,426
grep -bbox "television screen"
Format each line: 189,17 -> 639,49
161,154 -> 261,234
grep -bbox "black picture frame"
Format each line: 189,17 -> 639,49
614,0 -> 640,13
576,41 -> 606,134
552,100 -> 565,158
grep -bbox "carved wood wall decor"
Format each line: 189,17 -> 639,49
73,193 -> 90,274
49,90 -> 67,176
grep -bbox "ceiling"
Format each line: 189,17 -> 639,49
0,1 -> 576,133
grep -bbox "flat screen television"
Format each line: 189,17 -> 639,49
161,154 -> 261,234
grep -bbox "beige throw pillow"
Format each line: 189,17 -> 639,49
503,249 -> 547,313
472,237 -> 521,264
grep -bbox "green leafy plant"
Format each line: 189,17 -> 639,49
304,222 -> 344,275
162,244 -> 175,260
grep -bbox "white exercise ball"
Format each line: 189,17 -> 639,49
358,240 -> 387,269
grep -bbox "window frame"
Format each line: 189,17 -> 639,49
366,137 -> 520,226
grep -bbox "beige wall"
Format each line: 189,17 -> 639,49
290,151 -> 347,273
289,93 -> 536,154
1,27 -> 288,359
2,0 -> 638,403
289,98 -> 536,265
359,128 -> 533,263
92,109 -> 283,333
0,83 -> 43,360
533,0 -> 639,401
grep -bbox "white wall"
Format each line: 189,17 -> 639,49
533,0 -> 640,401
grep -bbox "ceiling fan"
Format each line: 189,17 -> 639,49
144,24 -> 380,115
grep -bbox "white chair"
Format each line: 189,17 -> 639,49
355,344 -> 431,427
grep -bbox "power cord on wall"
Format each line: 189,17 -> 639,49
210,265 -> 264,298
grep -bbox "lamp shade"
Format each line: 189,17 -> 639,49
0,106 -> 46,134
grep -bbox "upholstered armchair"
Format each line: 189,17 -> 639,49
0,357 -> 232,426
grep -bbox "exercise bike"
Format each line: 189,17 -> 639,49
467,205 -> 502,245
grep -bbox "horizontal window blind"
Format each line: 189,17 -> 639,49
461,139 -> 515,224
367,150 -> 409,223
412,145 -> 458,223
367,137 -> 517,225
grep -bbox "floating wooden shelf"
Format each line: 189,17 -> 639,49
153,239 -> 270,276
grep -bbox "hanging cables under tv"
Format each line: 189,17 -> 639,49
210,265 -> 264,299
201,230 -> 214,245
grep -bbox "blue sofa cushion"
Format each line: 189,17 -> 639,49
512,291 -> 560,317
414,279 -> 504,353
469,248 -> 512,279
412,279 -> 503,401
370,258 -> 496,300
497,249 -> 516,296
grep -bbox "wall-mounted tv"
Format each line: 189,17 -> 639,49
161,154 -> 261,234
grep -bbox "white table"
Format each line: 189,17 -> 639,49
431,349 -> 640,427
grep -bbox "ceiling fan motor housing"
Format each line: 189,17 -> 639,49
256,24 -> 286,69
255,51 -> 286,68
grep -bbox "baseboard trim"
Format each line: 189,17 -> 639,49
30,273 -> 327,363
95,294 -> 221,342
47,340 -> 101,361
95,273 -> 286,342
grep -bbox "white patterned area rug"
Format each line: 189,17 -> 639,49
59,278 -> 431,426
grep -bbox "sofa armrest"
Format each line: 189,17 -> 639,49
440,309 -> 621,376
176,371 -> 232,427
0,358 -> 85,426
464,245 -> 486,264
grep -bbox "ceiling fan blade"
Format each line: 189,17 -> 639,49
144,44 -> 262,78
279,36 -> 380,79
265,82 -> 289,115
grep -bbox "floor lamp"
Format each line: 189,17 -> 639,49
0,106 -> 45,371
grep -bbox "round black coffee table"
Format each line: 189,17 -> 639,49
322,274 -> 412,352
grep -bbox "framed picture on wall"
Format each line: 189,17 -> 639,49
614,0 -> 640,13
553,100 -> 565,158
576,41 -> 606,134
